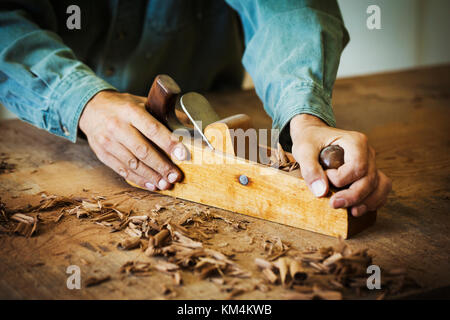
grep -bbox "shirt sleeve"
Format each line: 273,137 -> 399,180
225,0 -> 349,150
0,9 -> 116,142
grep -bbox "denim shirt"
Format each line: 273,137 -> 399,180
0,0 -> 348,148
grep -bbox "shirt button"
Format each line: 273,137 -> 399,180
62,126 -> 70,136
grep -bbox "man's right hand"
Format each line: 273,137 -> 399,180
79,90 -> 189,191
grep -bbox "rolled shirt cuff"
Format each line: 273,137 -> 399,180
274,82 -> 336,152
47,70 -> 117,142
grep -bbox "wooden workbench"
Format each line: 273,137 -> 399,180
0,65 -> 449,299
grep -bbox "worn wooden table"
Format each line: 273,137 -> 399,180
0,65 -> 449,299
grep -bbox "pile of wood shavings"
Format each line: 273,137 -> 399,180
269,143 -> 299,172
115,207 -> 252,294
0,194 -> 79,237
255,238 -> 419,299
0,193 -> 419,299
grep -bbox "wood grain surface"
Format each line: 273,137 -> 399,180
0,65 -> 449,299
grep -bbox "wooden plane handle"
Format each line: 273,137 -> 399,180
319,145 -> 345,170
146,74 -> 181,126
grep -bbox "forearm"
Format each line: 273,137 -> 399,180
226,0 -> 349,150
0,9 -> 115,142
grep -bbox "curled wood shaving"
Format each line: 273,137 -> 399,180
154,229 -> 170,246
117,237 -> 141,250
269,143 -> 299,172
7,213 -> 38,237
13,221 -> 37,237
172,271 -> 182,285
120,261 -> 152,276
262,268 -> 278,284
263,237 -> 290,260
274,257 -> 289,286
256,237 -> 418,298
85,275 -> 111,287
289,259 -> 308,281
254,258 -> 273,270
161,284 -> 177,298
154,260 -> 180,273
11,213 -> 35,224
225,287 -> 247,300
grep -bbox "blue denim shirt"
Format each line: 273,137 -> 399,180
0,0 -> 348,147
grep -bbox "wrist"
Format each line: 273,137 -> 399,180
79,89 -> 115,131
84,89 -> 116,109
290,113 -> 327,134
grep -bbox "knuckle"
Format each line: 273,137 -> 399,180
106,117 -> 121,133
95,151 -> 108,164
145,120 -> 160,138
354,162 -> 368,179
356,132 -> 368,144
127,157 -> 138,170
135,144 -> 149,160
96,134 -> 110,147
106,117 -> 120,132
299,163 -> 319,180
368,171 -> 378,188
166,139 -> 178,154
124,101 -> 138,112
332,175 -> 346,188
347,194 -> 360,206
137,167 -> 159,184
132,176 -> 147,188
156,162 -> 173,177
117,167 -> 128,178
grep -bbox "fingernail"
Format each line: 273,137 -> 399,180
353,204 -> 367,217
168,172 -> 178,183
145,182 -> 155,191
311,180 -> 327,197
158,179 -> 169,190
173,145 -> 187,161
333,198 -> 347,208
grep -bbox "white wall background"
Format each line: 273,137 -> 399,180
337,0 -> 450,77
1,0 -> 450,119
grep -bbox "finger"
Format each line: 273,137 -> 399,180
326,134 -> 370,188
98,138 -> 171,190
106,124 -> 182,185
129,108 -> 189,161
91,142 -> 159,191
351,170 -> 392,217
329,149 -> 378,208
292,142 -> 328,197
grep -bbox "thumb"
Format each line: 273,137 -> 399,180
292,143 -> 329,197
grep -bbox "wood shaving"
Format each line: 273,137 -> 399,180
120,261 -> 152,276
269,143 -> 299,172
117,237 -> 141,250
85,275 -> 111,287
256,237 -> 419,298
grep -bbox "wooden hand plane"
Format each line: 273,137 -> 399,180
127,75 -> 376,238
